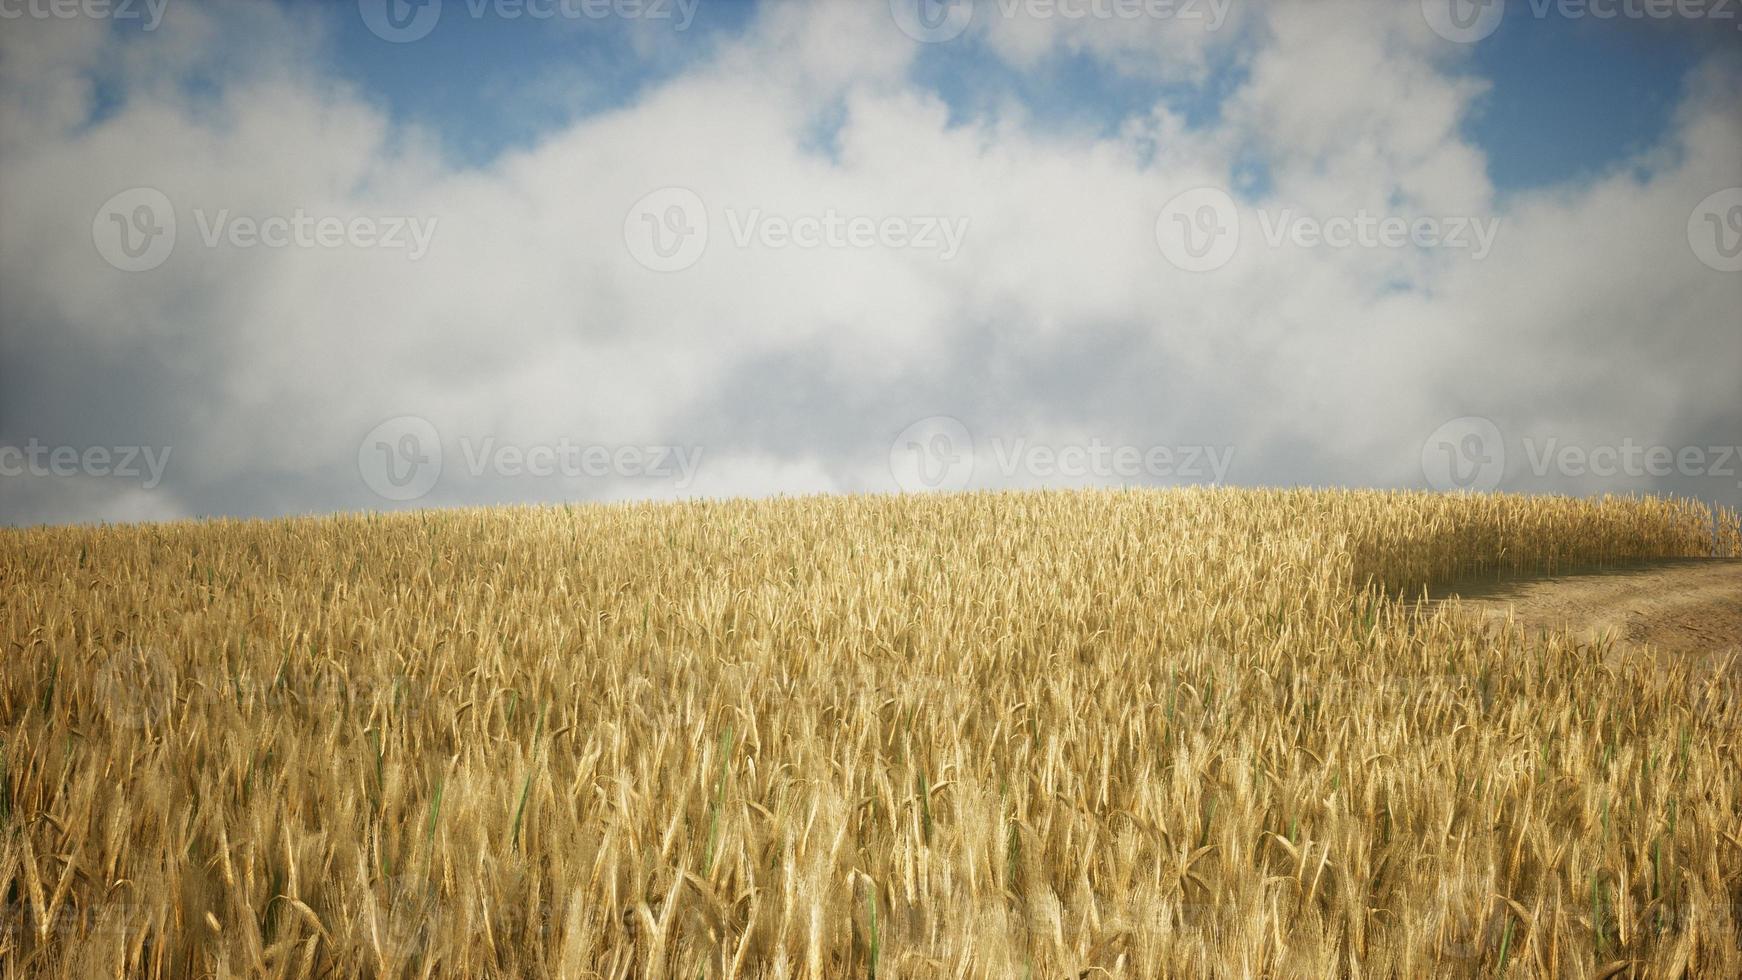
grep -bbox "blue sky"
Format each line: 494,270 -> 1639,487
1466,6 -> 1721,190
318,1 -> 1713,189
324,0 -> 756,165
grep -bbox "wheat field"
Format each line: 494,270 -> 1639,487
3,488 -> 1740,978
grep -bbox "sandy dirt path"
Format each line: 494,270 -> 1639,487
1441,559 -> 1742,655
1438,560 -> 1742,721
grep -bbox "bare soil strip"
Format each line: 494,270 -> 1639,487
1441,558 -> 1742,655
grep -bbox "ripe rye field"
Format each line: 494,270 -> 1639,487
3,488 -> 1741,978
